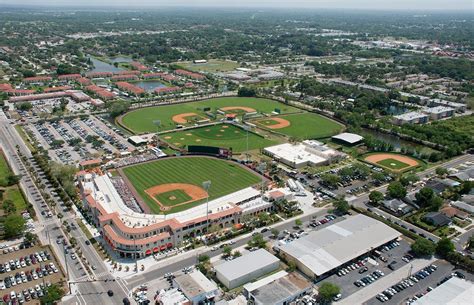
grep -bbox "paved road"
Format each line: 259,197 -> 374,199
0,111 -> 126,305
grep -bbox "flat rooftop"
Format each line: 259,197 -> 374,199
394,111 -> 428,120
264,143 -> 327,165
214,249 -> 279,281
174,270 -> 218,299
413,277 -> 473,305
245,271 -> 311,305
278,214 -> 401,276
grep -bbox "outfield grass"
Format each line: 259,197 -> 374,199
154,189 -> 192,206
376,158 -> 410,170
120,97 -> 298,133
160,124 -> 277,152
122,157 -> 261,214
176,60 -> 240,73
0,152 -> 12,186
254,113 -> 344,140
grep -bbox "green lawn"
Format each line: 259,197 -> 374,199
377,158 -> 411,170
155,189 -> 192,206
119,97 -> 298,133
0,152 -> 12,186
160,124 -> 277,152
253,113 -> 344,140
121,157 -> 261,214
3,186 -> 28,214
176,60 -> 240,73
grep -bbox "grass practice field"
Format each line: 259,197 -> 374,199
364,153 -> 419,172
160,124 -> 278,152
121,157 -> 261,214
253,113 -> 344,140
176,60 -> 240,73
119,97 -> 298,133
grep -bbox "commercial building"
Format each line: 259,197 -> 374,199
392,111 -> 429,125
243,271 -> 311,305
214,249 -> 280,289
277,214 -> 401,279
331,133 -> 364,146
263,140 -> 344,169
173,270 -> 219,305
422,106 -> 455,120
413,277 -> 473,305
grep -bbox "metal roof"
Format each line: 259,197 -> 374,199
413,277 -> 474,305
331,133 -> 364,144
278,214 -> 401,276
214,249 -> 279,281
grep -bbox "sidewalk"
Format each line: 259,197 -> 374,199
337,257 -> 436,305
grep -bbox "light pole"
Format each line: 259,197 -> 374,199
202,181 -> 212,233
133,237 -> 138,273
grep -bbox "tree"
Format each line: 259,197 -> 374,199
4,215 -> 26,238
248,233 -> 266,249
222,245 -> 232,257
320,173 -> 341,189
436,238 -> 455,257
415,187 -> 435,207
294,219 -> 303,227
24,232 -> 38,245
333,197 -> 350,214
271,228 -> 279,238
435,167 -> 448,177
318,282 -> 340,303
40,284 -> 64,305
369,191 -> 384,206
430,195 -> 444,211
108,100 -> 130,118
232,250 -> 241,258
258,212 -> 271,225
400,174 -> 419,187
411,238 -> 435,257
237,86 -> 256,97
17,102 -> 33,111
198,254 -> 210,263
387,181 -> 407,199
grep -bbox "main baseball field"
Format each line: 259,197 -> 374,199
118,97 -> 344,147
120,156 -> 262,214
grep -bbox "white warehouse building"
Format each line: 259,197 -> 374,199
214,249 -> 280,289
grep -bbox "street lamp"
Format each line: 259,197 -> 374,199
202,181 -> 212,232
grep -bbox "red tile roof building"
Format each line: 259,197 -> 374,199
174,69 -> 205,80
0,83 -> 12,92
8,90 -> 90,103
111,74 -> 139,81
58,74 -> 82,80
85,85 -> 116,100
85,71 -> 113,78
116,81 -> 145,95
130,61 -> 148,71
23,76 -> 53,83
154,86 -> 181,94
77,77 -> 92,86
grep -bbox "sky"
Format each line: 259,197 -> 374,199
0,0 -> 472,10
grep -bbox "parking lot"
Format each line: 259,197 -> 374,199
0,244 -> 65,304
324,238 -> 412,299
24,114 -> 134,166
364,260 -> 472,305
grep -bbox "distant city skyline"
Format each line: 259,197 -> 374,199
0,0 -> 472,10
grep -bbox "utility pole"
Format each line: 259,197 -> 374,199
63,242 -> 71,294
